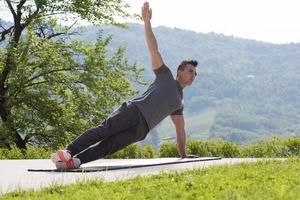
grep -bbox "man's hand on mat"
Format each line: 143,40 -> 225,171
142,1 -> 152,22
182,154 -> 199,159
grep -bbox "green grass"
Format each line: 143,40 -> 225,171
1,158 -> 299,200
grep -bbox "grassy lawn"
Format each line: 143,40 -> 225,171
1,158 -> 299,200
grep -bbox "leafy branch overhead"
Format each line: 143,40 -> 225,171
1,0 -> 132,42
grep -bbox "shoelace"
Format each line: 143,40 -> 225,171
65,159 -> 76,169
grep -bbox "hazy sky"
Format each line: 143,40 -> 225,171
126,0 -> 300,44
1,0 -> 299,44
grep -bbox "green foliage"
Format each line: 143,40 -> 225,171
159,141 -> 180,157
186,140 -> 211,157
106,144 -> 143,159
0,0 -> 131,26
0,22 -> 144,149
0,138 -> 299,159
208,140 -> 241,158
107,144 -> 155,159
23,145 -> 52,159
0,144 -> 52,159
241,137 -> 298,158
160,140 -> 240,158
0,0 -> 140,150
0,145 -> 25,159
283,138 -> 300,156
141,144 -> 155,158
2,159 -> 300,199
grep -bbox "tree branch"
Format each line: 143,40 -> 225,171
17,0 -> 27,11
0,26 -> 14,42
5,0 -> 17,19
46,31 -> 79,39
23,80 -> 48,89
40,11 -> 67,18
45,20 -> 79,39
21,7 -> 40,31
24,68 -> 74,85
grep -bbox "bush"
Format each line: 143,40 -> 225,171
208,140 -> 240,158
261,137 -> 289,157
283,138 -> 300,156
0,145 -> 53,159
24,145 -> 52,159
142,144 -> 155,158
1,145 -> 25,159
107,144 -> 143,159
241,137 -> 297,158
241,143 -> 265,158
159,141 -> 179,157
1,137 -> 299,159
186,140 -> 211,157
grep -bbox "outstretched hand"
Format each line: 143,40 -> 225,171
142,1 -> 152,22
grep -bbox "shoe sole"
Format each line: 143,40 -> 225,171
55,159 -> 80,170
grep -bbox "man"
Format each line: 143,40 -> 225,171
51,1 -> 199,169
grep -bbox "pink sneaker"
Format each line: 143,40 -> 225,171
51,150 -> 72,163
55,158 -> 81,169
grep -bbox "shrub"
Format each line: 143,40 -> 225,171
24,145 -> 52,159
2,145 -> 25,159
1,137 -> 299,159
241,137 -> 294,158
208,140 -> 240,158
0,148 -> 10,159
107,144 -> 143,159
283,138 -> 300,156
142,144 -> 155,158
241,143 -> 266,158
159,141 -> 179,157
0,145 -> 53,159
261,136 -> 289,157
186,140 -> 211,157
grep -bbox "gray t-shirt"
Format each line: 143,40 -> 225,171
131,64 -> 184,130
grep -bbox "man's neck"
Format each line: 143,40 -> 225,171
176,78 -> 186,89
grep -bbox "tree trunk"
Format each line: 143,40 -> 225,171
0,34 -> 26,150
0,104 -> 26,149
0,0 -> 28,150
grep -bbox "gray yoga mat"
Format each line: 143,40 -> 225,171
28,157 -> 221,173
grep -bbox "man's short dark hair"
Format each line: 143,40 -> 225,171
177,60 -> 198,71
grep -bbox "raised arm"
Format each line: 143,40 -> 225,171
142,1 -> 164,70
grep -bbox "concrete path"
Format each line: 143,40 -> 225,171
0,158 -> 279,194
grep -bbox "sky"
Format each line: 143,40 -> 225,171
125,0 -> 300,44
1,0 -> 299,44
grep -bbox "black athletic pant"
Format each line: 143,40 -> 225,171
66,102 -> 149,164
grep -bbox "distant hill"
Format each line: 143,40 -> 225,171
2,20 -> 300,145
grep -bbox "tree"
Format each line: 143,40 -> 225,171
0,0 -> 143,149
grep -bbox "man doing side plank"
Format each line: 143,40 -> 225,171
51,1 -> 198,169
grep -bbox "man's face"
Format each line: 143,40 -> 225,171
178,64 -> 197,86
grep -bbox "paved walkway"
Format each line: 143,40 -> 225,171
0,158 -> 277,194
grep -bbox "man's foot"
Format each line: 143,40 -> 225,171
55,158 -> 81,170
51,150 -> 72,163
